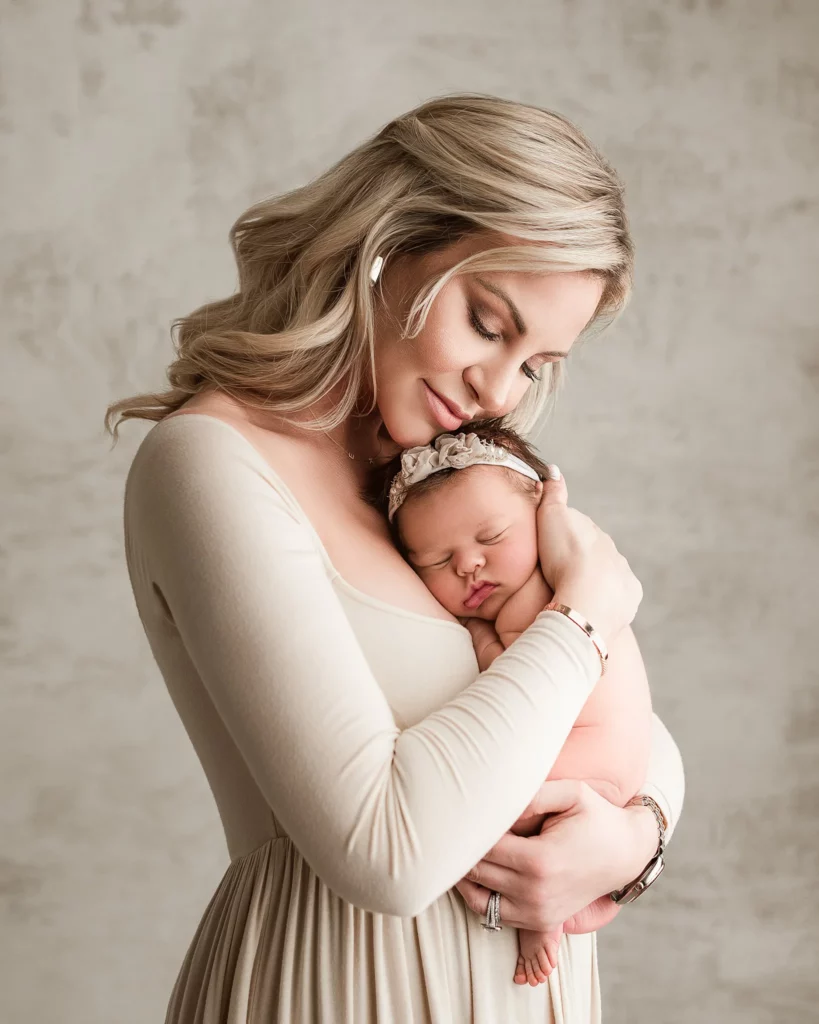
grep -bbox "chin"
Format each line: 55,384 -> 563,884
379,408 -> 437,450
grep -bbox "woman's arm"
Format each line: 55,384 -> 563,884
126,417 -> 604,919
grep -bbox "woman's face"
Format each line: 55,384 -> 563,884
398,465 -> 542,620
372,232 -> 605,449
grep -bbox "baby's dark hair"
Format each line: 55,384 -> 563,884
362,417 -> 551,554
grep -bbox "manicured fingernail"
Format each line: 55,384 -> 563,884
547,464 -> 561,481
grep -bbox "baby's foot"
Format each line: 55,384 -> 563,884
514,924 -> 564,986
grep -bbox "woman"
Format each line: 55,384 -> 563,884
106,94 -> 684,1022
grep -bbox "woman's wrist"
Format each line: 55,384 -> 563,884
543,598 -> 609,676
548,591 -> 615,647
616,801 -> 662,890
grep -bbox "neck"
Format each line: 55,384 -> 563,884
343,413 -> 399,463
293,384 -> 400,470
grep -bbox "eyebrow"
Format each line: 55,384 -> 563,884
473,276 -> 569,358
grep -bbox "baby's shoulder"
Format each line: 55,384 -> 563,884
495,568 -> 553,634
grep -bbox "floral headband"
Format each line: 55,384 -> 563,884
387,432 -> 542,522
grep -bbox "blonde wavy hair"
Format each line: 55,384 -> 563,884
104,92 -> 634,442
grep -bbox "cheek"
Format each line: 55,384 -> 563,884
415,330 -> 467,375
376,325 -> 457,393
412,295 -> 482,375
420,570 -> 452,599
493,535 -> 538,582
418,570 -> 461,610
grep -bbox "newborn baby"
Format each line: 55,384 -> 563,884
368,421 -> 654,987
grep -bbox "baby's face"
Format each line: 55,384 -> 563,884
399,465 -> 540,620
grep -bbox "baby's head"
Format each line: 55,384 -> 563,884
365,419 -> 551,620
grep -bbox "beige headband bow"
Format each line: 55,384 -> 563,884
388,432 -> 541,522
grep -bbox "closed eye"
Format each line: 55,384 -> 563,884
468,305 -> 543,383
416,555 -> 450,570
418,531 -> 505,568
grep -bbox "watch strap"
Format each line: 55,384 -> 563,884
609,794 -> 668,904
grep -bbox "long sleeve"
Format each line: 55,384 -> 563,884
639,712 -> 686,842
124,417 -> 603,918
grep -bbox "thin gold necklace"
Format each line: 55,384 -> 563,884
324,428 -> 376,466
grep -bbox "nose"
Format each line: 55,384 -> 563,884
455,549 -> 486,578
463,360 -> 523,418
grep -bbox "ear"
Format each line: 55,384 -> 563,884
533,478 -> 544,503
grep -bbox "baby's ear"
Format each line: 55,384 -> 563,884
533,479 -> 544,503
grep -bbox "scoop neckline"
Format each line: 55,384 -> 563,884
155,412 -> 470,637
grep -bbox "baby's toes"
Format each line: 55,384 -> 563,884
515,950 -> 551,986
531,948 -> 553,984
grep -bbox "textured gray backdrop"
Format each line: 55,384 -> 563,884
2,1 -> 817,1021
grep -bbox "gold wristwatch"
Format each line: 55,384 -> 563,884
609,795 -> 667,904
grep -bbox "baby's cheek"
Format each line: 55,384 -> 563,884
421,573 -> 462,615
497,538 -> 539,587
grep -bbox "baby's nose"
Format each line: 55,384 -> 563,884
457,553 -> 486,576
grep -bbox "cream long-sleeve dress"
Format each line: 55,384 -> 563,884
122,414 -> 685,1024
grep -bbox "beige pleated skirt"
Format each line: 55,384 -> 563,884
165,836 -> 602,1024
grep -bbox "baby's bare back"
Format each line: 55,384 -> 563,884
493,563 -> 653,816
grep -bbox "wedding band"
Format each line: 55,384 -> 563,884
481,890 -> 503,931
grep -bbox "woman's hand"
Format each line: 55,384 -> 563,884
535,469 -> 642,647
454,779 -> 656,933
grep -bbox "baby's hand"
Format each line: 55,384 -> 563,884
464,618 -> 505,671
464,617 -> 497,646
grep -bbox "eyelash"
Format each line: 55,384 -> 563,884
468,305 -> 542,382
426,533 -> 504,569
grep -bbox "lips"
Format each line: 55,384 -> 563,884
464,582 -> 498,609
423,381 -> 467,431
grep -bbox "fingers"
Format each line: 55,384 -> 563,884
454,878 -> 501,920
478,829 -> 536,867
454,879 -> 523,931
538,465 -> 568,507
462,853 -> 518,891
516,778 -> 586,821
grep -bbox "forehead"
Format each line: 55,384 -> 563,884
429,230 -> 604,310
400,467 -> 522,551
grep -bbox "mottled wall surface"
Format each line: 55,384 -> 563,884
2,1 -> 817,1021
